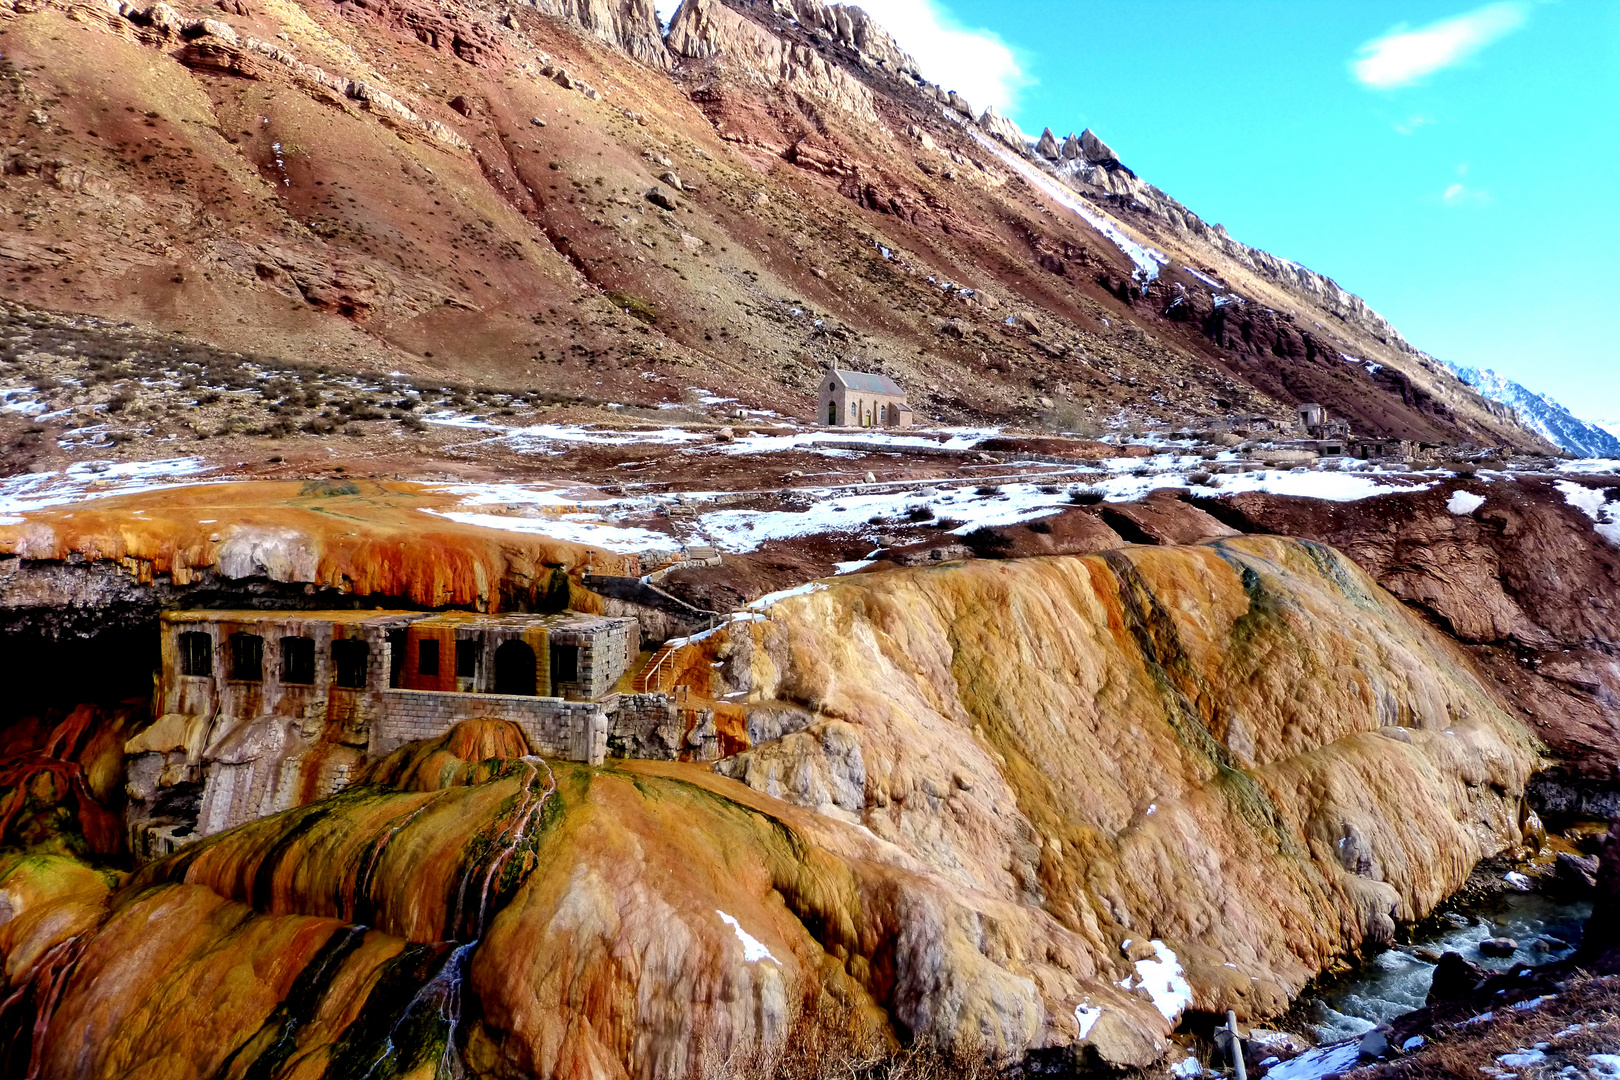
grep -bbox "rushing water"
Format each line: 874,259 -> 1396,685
1302,888 -> 1593,1042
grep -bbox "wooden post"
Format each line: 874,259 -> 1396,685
1227,1010 -> 1246,1080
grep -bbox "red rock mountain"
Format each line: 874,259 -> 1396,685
0,0 -> 1549,446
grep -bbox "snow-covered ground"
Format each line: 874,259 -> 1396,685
425,411 -> 999,458
433,466 -> 1437,556
1262,1042 -> 1359,1080
0,458 -> 217,525
420,509 -> 677,553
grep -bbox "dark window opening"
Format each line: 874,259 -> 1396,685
281,636 -> 315,684
332,638 -> 370,689
387,629 -> 406,688
550,642 -> 580,686
178,631 -> 213,677
229,633 -> 264,681
494,640 -> 538,695
456,638 -> 479,679
418,639 -> 440,676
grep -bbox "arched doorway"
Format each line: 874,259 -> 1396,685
494,640 -> 537,695
827,400 -> 837,425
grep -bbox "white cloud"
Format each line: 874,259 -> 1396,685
1442,163 -> 1489,204
845,0 -> 1029,112
1352,2 -> 1529,89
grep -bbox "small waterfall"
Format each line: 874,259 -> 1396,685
344,941 -> 476,1080
354,757 -> 556,1079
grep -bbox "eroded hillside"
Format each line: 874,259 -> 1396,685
0,0 -> 1550,448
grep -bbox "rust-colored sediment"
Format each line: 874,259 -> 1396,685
0,480 -> 640,609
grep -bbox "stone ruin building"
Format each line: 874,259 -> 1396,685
818,364 -> 913,428
128,607 -> 724,857
1295,402 -> 1414,460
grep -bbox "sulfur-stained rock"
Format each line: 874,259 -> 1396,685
0,537 -> 1544,1078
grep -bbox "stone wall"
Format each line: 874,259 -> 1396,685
371,689 -> 612,764
608,691 -> 718,761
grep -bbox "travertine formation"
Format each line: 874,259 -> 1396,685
0,537 -> 1542,1077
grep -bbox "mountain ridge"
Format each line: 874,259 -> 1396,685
0,0 -> 1561,455
1449,364 -> 1620,458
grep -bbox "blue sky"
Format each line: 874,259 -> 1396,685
854,1 -> 1620,424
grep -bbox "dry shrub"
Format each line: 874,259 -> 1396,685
1037,402 -> 1102,438
698,994 -> 1008,1080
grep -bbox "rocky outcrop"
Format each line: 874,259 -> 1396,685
1079,127 -> 1118,166
1580,822 -> 1620,966
0,481 -> 617,619
978,107 -> 1028,149
763,0 -> 920,76
0,538 -> 1541,1077
1035,126 -> 1061,160
1200,479 -> 1620,783
703,537 -> 1537,1053
667,0 -> 880,123
528,0 -> 670,69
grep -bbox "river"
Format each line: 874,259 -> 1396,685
1300,887 -> 1592,1043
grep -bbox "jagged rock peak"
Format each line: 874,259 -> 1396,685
978,107 -> 1027,149
1061,132 -> 1083,159
763,0 -> 920,75
1035,126 -> 1061,160
667,0 -> 880,122
1079,127 -> 1119,166
527,0 -> 670,70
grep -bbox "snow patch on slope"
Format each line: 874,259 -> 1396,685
716,910 -> 778,963
963,128 -> 1168,283
1555,480 -> 1620,547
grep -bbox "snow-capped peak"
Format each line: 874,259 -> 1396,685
1449,366 -> 1620,459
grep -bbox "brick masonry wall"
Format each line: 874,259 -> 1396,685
370,689 -> 614,765
608,693 -> 719,762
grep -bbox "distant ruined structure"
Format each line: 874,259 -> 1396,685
1295,402 -> 1414,460
819,364 -> 913,428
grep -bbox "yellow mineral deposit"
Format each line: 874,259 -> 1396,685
0,536 -> 1539,1078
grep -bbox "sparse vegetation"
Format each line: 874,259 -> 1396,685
962,526 -> 1013,555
